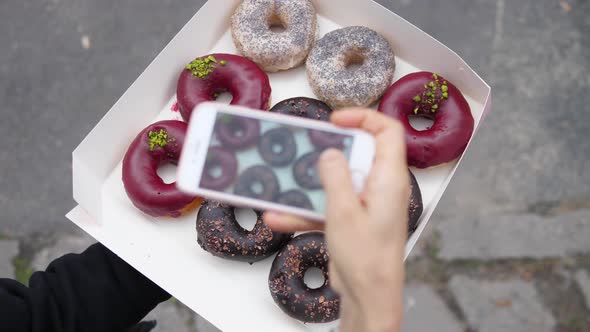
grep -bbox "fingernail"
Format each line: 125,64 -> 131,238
320,149 -> 342,162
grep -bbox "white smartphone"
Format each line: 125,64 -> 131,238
177,102 -> 375,221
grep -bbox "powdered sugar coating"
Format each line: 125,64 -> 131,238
306,26 -> 396,108
231,0 -> 318,72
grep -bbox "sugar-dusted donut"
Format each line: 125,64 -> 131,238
306,26 -> 396,108
231,0 -> 318,72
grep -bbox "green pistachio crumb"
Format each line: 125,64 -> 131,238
414,107 -> 419,114
441,85 -> 449,92
220,60 -> 227,66
413,96 -> 421,102
426,92 -> 433,97
432,86 -> 437,91
148,129 -> 168,151
443,92 -> 449,98
433,73 -> 438,80
428,81 -> 435,88
432,104 -> 439,110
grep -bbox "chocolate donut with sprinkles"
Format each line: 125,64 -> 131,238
408,170 -> 424,235
196,200 -> 293,263
269,232 -> 340,323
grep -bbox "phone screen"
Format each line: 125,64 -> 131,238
198,110 -> 354,214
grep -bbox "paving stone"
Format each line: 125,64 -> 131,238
193,313 -> 221,332
32,233 -> 95,271
0,240 -> 20,278
449,276 -> 556,332
143,301 -> 192,332
574,270 -> 590,310
436,209 -> 590,260
402,285 -> 463,332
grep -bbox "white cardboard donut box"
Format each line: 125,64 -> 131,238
67,0 -> 492,331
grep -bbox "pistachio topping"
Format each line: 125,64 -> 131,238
410,73 -> 450,113
148,129 -> 168,151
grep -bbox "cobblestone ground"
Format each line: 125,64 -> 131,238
1,0 -> 589,331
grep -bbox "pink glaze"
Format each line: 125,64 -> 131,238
177,53 -> 272,122
379,72 -> 474,168
122,120 -> 199,217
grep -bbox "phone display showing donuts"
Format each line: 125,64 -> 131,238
198,107 -> 354,214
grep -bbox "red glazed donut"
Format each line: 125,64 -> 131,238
177,53 -> 272,122
122,120 -> 202,217
379,72 -> 474,168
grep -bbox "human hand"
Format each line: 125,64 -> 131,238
264,108 -> 410,332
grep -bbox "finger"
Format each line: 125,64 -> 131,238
318,149 -> 362,221
263,212 -> 323,233
333,109 -> 409,214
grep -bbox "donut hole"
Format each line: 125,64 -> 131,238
408,114 -> 435,131
344,52 -> 366,71
271,143 -> 284,154
250,181 -> 264,195
157,162 -> 177,184
207,164 -> 224,179
304,267 -> 326,289
267,14 -> 286,33
234,208 -> 258,231
213,91 -> 233,104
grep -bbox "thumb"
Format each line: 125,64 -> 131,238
318,149 -> 361,217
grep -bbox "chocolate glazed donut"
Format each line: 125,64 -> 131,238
269,97 -> 343,150
215,115 -> 261,150
234,165 -> 280,202
196,200 -> 293,263
257,127 -> 297,167
276,190 -> 314,210
269,232 -> 340,323
408,170 -> 424,235
199,146 -> 238,191
293,151 -> 322,190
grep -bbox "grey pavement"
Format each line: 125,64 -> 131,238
402,285 -> 463,332
436,209 -> 590,260
31,232 -> 95,271
575,270 -> 590,311
449,276 -> 556,332
0,240 -> 20,278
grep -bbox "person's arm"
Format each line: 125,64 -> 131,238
0,243 -> 170,332
265,108 -> 409,332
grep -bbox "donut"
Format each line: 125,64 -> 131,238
234,165 -> 280,202
257,127 -> 297,167
378,72 -> 474,168
408,170 -> 424,235
270,97 -> 332,120
276,190 -> 314,210
269,97 -> 343,150
306,26 -> 396,109
215,114 -> 260,150
177,53 -> 271,122
293,152 -> 321,190
199,146 -> 238,191
196,200 -> 293,263
122,120 -> 201,217
231,0 -> 318,72
269,232 -> 340,323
